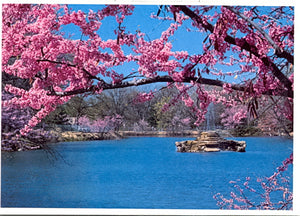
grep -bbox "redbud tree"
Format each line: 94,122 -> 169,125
2,4 -> 294,209
2,4 -> 293,135
78,115 -> 123,132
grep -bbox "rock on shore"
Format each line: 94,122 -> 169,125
175,131 -> 246,153
59,131 -> 123,142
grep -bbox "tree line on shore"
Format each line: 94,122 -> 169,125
2,81 -> 292,152
42,85 -> 292,136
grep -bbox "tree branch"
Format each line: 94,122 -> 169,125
224,6 -> 293,64
48,75 -> 290,98
176,6 -> 293,98
37,58 -> 108,84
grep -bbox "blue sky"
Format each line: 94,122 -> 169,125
62,5 -> 204,53
61,4 -> 275,87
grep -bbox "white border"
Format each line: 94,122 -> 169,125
0,0 -> 298,215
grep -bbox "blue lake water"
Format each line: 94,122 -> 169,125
1,136 -> 293,209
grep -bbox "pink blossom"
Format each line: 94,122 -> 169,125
222,83 -> 233,93
221,105 -> 247,128
2,4 -> 293,136
182,96 -> 194,107
133,91 -> 154,103
214,153 -> 293,210
181,117 -> 190,125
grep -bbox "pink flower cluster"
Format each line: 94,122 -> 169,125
222,83 -> 233,93
133,91 -> 155,103
97,5 -> 135,24
220,105 -> 248,128
2,4 -> 293,133
3,84 -> 69,135
78,115 -> 123,132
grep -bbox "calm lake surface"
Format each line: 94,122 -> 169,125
1,136 -> 293,209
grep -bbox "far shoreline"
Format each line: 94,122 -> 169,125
1,129 -> 292,152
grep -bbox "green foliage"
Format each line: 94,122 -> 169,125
42,85 -> 291,135
64,95 -> 91,121
230,125 -> 262,137
154,96 -> 174,130
146,106 -> 158,128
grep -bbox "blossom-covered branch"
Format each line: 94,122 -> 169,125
224,6 -> 293,64
2,4 -> 293,133
48,75 -> 290,98
176,5 -> 293,98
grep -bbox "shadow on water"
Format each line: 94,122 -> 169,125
41,143 -> 72,166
